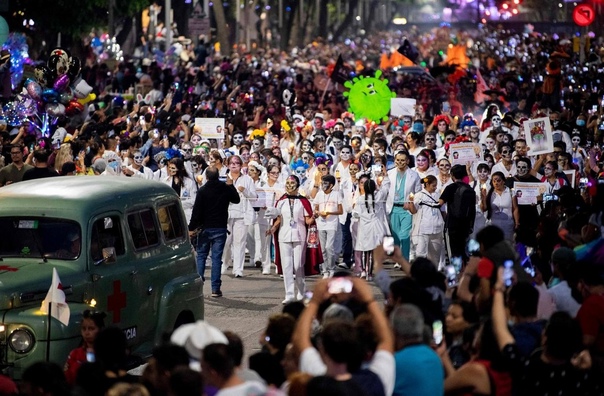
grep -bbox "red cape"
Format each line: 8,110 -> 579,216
272,194 -> 322,276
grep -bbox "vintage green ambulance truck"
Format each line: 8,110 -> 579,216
0,177 -> 204,378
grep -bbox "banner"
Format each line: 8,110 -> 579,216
330,55 -> 350,85
449,142 -> 483,166
195,118 -> 225,140
523,117 -> 554,156
513,182 -> 547,205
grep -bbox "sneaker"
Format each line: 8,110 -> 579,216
282,298 -> 294,305
360,270 -> 367,278
254,261 -> 262,268
337,262 -> 350,269
235,274 -> 243,278
393,263 -> 401,269
211,290 -> 222,298
262,270 -> 271,275
322,273 -> 329,279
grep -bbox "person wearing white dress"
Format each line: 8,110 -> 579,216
409,175 -> 445,266
480,171 -> 517,241
352,177 -> 390,280
222,155 -> 258,277
266,175 -> 313,304
162,158 -> 197,224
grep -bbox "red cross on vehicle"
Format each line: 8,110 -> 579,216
107,280 -> 127,323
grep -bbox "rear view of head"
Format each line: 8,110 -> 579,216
390,304 -> 425,348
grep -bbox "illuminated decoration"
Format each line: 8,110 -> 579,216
343,70 -> 396,123
2,33 -> 31,90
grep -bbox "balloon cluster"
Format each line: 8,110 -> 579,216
17,48 -> 96,136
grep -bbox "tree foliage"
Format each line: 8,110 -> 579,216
11,0 -> 150,38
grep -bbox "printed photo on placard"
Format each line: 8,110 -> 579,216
523,117 -> 554,156
449,143 -> 483,166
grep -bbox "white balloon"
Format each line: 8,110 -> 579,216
72,78 -> 93,99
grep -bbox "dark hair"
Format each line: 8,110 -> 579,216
364,178 -> 377,213
407,131 -> 419,143
410,257 -> 445,291
477,163 -> 490,173
94,326 -> 128,372
319,321 -> 364,371
169,158 -> 190,181
223,331 -> 244,366
477,319 -> 506,371
82,310 -> 107,330
205,166 -> 219,181
422,175 -> 437,186
169,366 -> 204,396
485,171 -> 506,220
22,362 -> 69,396
287,174 -> 300,189
475,225 -> 504,251
450,300 -> 479,325
544,312 -> 583,360
554,140 -> 567,152
321,174 -> 336,186
515,156 -> 531,168
451,164 -> 467,180
265,313 -> 296,353
33,149 -> 50,163
508,281 -> 539,318
152,344 -> 190,372
202,343 -> 235,380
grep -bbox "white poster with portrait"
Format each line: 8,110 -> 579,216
449,143 -> 483,166
513,182 -> 547,205
523,117 -> 554,156
195,117 -> 225,140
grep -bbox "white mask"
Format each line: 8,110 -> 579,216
491,116 -> 501,128
232,135 -> 244,146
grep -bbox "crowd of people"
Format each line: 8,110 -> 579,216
0,21 -> 603,395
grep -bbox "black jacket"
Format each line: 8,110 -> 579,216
188,180 -> 240,231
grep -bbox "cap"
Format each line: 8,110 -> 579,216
170,320 -> 228,362
314,112 -> 325,120
551,247 -> 576,265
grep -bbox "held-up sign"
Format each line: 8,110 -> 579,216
391,98 -> 416,117
195,118 -> 225,140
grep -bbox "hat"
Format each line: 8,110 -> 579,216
314,112 -> 324,120
501,114 -> 519,127
51,127 -> 67,146
91,159 -> 107,174
170,320 -> 228,361
551,247 -> 576,265
292,114 -> 304,123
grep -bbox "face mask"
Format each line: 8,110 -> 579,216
232,135 -> 244,145
576,119 -> 586,127
134,155 -> 144,166
108,161 -> 119,172
552,120 -> 559,128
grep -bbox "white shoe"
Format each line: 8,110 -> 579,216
262,270 -> 270,275
282,298 -> 294,305
393,263 -> 401,269
322,273 -> 329,279
361,270 -> 366,278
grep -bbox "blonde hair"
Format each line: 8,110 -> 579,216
54,143 -> 73,172
106,383 -> 150,396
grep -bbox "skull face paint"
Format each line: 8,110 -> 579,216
232,134 -> 244,146
491,116 -> 501,128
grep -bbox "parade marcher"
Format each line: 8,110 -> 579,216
409,175 -> 445,266
386,151 -> 422,260
222,155 -> 257,278
246,161 -> 272,273
481,171 -> 517,241
123,150 -> 154,179
163,158 -> 197,224
267,175 -> 320,304
188,167 -> 240,298
312,174 -> 343,279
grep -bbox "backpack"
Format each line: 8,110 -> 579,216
449,182 -> 475,218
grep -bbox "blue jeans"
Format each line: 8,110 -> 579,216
195,228 -> 227,291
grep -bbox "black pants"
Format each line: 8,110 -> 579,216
342,213 -> 353,266
446,228 -> 471,263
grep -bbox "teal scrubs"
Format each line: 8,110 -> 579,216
390,172 -> 413,259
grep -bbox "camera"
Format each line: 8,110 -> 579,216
543,193 -> 559,203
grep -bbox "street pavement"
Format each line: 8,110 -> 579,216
202,263 -> 400,366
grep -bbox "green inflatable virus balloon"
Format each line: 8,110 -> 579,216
343,70 -> 395,123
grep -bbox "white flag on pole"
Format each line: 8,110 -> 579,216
40,268 -> 70,326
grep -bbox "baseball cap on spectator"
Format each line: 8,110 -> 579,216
170,320 -> 228,370
314,113 -> 325,120
412,120 -> 424,133
91,159 -> 107,174
51,127 -> 67,146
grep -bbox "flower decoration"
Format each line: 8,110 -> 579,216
250,129 -> 266,140
164,148 -> 182,160
314,152 -> 333,168
291,158 -> 309,171
433,114 -> 450,126
280,120 -> 291,132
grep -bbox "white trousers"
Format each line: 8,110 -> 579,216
319,229 -> 337,274
223,217 -> 247,276
280,241 -> 306,300
414,233 -> 444,268
246,222 -> 271,272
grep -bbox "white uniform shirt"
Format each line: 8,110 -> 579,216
313,189 -> 342,231
277,198 -> 311,243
